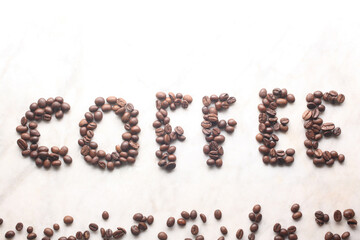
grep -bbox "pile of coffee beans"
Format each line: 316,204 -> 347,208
78,97 -> 140,170
248,204 -> 262,240
256,88 -> 295,165
153,92 -> 192,170
315,210 -> 330,226
130,213 -> 154,236
291,203 -> 302,220
324,231 -> 350,240
273,223 -> 298,240
202,93 -> 237,167
303,90 -> 345,166
16,97 -> 72,168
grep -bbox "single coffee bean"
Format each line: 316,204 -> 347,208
292,211 -> 302,220
315,211 -> 324,219
147,215 -> 154,225
220,226 -> 228,235
5,230 -> 15,239
214,209 -> 222,219
253,204 -> 261,214
347,218 -> 357,227
190,210 -> 197,220
43,228 -> 53,237
167,217 -> 175,227
191,225 -> 199,235
89,223 -> 98,231
196,235 -> 205,240
325,232 -> 333,240
63,215 -> 74,225
333,234 -> 341,240
343,209 -> 355,219
333,210 -> 342,222
341,231 -> 350,239
26,226 -> 33,233
15,222 -> 23,231
158,231 -> 168,240
177,218 -> 186,226
248,233 -> 255,240
273,223 -> 281,233
287,225 -> 296,233
291,203 -> 300,213
181,211 -> 190,219
236,228 -> 244,239
200,213 -> 207,223
250,223 -> 258,232
131,225 -> 140,235
102,211 -> 109,220
53,223 -> 60,230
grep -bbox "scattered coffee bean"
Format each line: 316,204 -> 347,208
292,211 -> 302,220
236,228 -> 244,239
43,227 -> 53,237
131,225 -> 140,235
190,210 -> 197,220
147,215 -> 154,225
291,203 -> 300,213
102,211 -> 109,220
167,217 -> 175,227
214,209 -> 222,219
5,230 -> 15,239
202,93 -> 236,167
253,204 -> 261,214
53,223 -> 60,231
158,231 -> 168,240
257,88 -> 295,165
181,211 -> 190,219
154,92 -> 192,170
200,213 -> 207,223
334,210 -> 342,222
89,223 -> 98,231
220,226 -> 228,235
80,97 -> 140,170
341,231 -> 350,239
191,224 -> 199,235
15,222 -> 23,231
177,218 -> 186,226
26,226 -> 33,233
343,209 -> 355,219
347,218 -> 357,227
16,97 -> 71,168
303,91 -> 345,166
63,215 -> 74,225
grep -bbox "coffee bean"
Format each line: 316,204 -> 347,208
291,203 -> 300,213
43,228 -> 53,237
5,231 -> 15,239
250,223 -> 258,232
273,223 -> 281,233
341,231 -> 350,239
249,212 -> 256,221
334,210 -> 342,222
158,232 -> 168,240
292,211 -> 302,220
63,215 -> 74,225
167,217 -> 175,227
190,210 -> 197,220
53,223 -> 60,230
200,213 -> 207,223
177,218 -> 186,226
287,225 -> 296,233
236,228 -> 244,239
347,218 -> 357,227
288,233 -> 298,240
181,211 -> 190,219
191,225 -> 199,235
131,225 -> 140,235
102,211 -> 109,220
147,215 -> 154,225
214,209 -> 222,219
315,210 -> 324,219
196,235 -> 204,240
248,233 -> 255,240
343,209 -> 355,219
333,234 -> 341,240
253,204 -> 261,214
89,223 -> 98,231
27,232 -> 37,239
15,222 -> 23,231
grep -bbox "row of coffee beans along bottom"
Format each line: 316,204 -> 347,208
0,207 -> 356,239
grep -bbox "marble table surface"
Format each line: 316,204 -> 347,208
0,0 -> 359,239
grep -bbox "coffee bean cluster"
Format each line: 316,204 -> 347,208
248,204 -> 262,240
342,209 -> 357,228
325,231 -> 350,240
273,223 -> 298,240
257,88 -> 295,165
153,92 -> 192,171
130,213 -> 154,236
303,90 -> 345,166
78,97 -> 140,170
291,203 -> 302,220
202,93 -> 237,167
16,97 -> 72,168
315,210 -> 330,226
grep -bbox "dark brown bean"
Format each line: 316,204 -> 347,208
63,215 -> 74,225
158,231 -> 168,240
214,209 -> 222,219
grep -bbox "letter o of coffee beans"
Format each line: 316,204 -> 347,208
303,91 -> 345,166
78,97 -> 141,170
257,88 -> 295,165
16,97 -> 72,168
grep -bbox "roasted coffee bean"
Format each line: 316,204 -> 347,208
89,223 -> 98,231
191,225 -> 199,235
5,231 -> 15,239
214,209 -> 222,219
102,211 -> 109,220
248,233 -> 255,240
250,223 -> 258,232
131,225 -> 140,235
236,228 -> 244,239
177,218 -> 186,226
253,204 -> 261,213
63,215 -> 74,225
220,226 -> 228,235
334,210 -> 342,222
26,226 -> 33,233
53,223 -> 60,230
288,233 -> 298,240
273,223 -> 281,233
147,215 -> 154,225
190,210 -> 197,219
292,211 -> 302,220
291,203 -> 300,213
347,218 -> 357,227
43,228 -> 53,237
15,222 -> 23,231
249,212 -> 256,221
158,231 -> 168,240
167,217 -> 175,227
196,235 -> 205,240
200,213 -> 207,223
138,222 -> 148,231
315,210 -> 324,219
343,209 -> 355,219
341,231 -> 350,239
181,211 -> 190,219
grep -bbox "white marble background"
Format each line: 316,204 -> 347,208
0,0 -> 359,239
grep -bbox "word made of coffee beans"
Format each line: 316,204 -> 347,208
153,92 -> 192,171
202,93 -> 237,167
257,88 -> 295,165
303,90 -> 345,166
16,97 -> 72,168
78,97 -> 141,170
